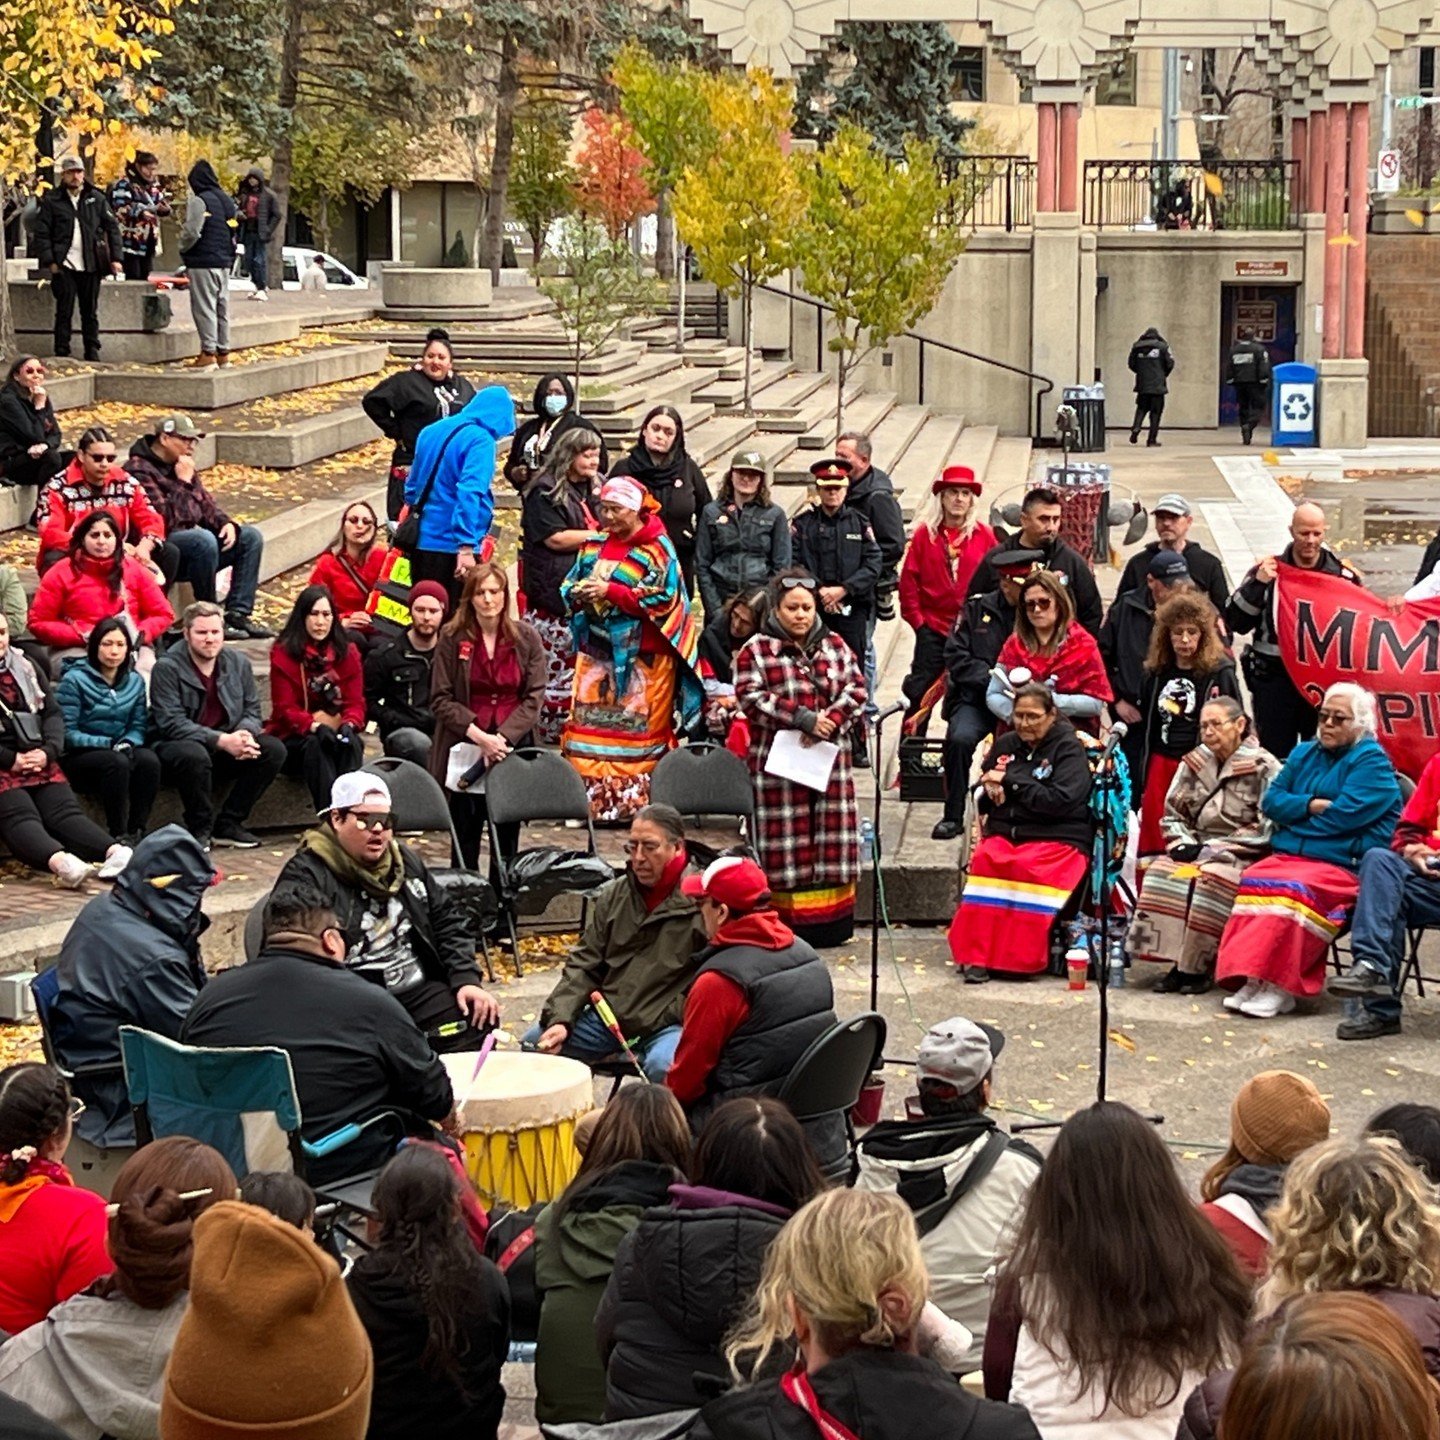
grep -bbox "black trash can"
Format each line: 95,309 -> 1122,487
1062,384 -> 1107,453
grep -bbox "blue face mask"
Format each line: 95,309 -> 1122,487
543,394 -> 568,418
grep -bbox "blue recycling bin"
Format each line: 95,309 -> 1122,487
1271,362 -> 1318,447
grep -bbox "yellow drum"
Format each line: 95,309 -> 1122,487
443,1050 -> 594,1209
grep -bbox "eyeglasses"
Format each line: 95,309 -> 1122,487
623,839 -> 667,856
342,811 -> 395,831
779,576 -> 818,592
68,1096 -> 86,1120
1316,709 -> 1353,725
1024,598 -> 1056,613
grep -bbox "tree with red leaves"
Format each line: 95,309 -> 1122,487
573,105 -> 656,241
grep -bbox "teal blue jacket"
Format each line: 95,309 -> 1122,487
56,658 -> 147,749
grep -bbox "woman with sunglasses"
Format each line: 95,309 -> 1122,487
308,500 -> 388,653
561,476 -> 704,822
27,511 -> 174,675
1213,682 -> 1402,1021
987,570 -> 1111,736
0,355 -> 66,490
0,1064 -> 113,1338
734,569 -> 867,947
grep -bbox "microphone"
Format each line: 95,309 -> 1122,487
873,701 -> 907,724
1099,721 -> 1128,766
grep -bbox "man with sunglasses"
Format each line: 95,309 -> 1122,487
272,772 -> 499,1050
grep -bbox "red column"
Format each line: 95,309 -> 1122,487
1037,102 -> 1057,212
1345,101 -> 1369,359
1307,108 -> 1328,214
1290,115 -> 1308,212
1058,102 -> 1080,211
1322,101 -> 1347,359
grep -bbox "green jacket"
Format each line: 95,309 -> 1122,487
0,563 -> 25,637
533,1160 -> 678,1425
539,864 -> 707,1037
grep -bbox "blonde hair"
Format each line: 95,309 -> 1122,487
724,1189 -> 927,1380
1259,1135 -> 1440,1315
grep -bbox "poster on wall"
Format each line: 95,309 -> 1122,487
1235,300 -> 1277,342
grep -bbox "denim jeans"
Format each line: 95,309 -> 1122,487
247,238 -> 268,291
171,523 -> 263,616
1348,845 -> 1440,1024
863,614 -> 879,722
522,1007 -> 682,1083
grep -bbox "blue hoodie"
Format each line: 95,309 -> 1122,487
403,384 -> 515,554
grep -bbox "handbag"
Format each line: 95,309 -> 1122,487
0,698 -> 43,748
392,423 -> 465,555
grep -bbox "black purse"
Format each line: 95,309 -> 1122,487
0,697 -> 43,747
392,424 -> 464,555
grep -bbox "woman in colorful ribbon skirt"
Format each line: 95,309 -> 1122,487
949,682 -> 1094,982
560,476 -> 703,823
734,570 -> 867,947
1213,682 -> 1401,1021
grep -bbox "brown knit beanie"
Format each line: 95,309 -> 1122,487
161,1200 -> 372,1440
1231,1070 -> 1331,1165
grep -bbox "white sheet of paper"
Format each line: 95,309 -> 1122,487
764,728 -> 839,792
445,741 -> 485,792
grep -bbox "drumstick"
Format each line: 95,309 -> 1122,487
590,990 -> 650,1084
470,1030 -> 497,1085
106,1188 -> 212,1217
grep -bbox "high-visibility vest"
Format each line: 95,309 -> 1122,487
365,534 -> 500,636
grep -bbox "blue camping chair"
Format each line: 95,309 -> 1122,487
118,1027 -> 399,1239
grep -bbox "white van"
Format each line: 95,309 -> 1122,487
230,244 -> 369,291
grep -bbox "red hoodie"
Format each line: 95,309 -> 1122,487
666,909 -> 797,1106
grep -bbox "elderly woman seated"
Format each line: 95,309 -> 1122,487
1214,683 -> 1402,1019
1126,697 -> 1282,995
947,682 -> 1094,983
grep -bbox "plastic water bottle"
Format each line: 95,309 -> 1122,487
859,818 -> 875,860
1107,931 -> 1127,988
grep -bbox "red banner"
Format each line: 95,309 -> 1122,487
1275,563 -> 1440,780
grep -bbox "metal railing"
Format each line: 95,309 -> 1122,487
1083,159 -> 1299,231
939,154 -> 1036,232
755,282 -> 1055,443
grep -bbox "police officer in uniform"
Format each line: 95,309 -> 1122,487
1226,500 -> 1359,759
790,456 -> 882,766
1225,326 -> 1273,445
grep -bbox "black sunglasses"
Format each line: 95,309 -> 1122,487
780,576 -> 818,592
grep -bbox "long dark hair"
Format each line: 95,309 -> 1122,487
0,1064 -> 70,1185
87,615 -> 136,675
276,583 -> 350,662
327,499 -> 380,561
691,1097 -> 825,1212
6,354 -> 42,390
553,1085 -> 692,1221
370,1146 -> 488,1393
638,403 -> 686,460
69,510 -> 125,598
998,1102 -> 1251,1416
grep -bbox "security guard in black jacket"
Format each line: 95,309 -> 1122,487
1225,499 -> 1359,760
1225,326 -> 1273,444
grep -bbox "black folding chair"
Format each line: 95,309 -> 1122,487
484,748 -> 605,976
777,1011 -> 887,1183
242,895 -> 267,964
650,742 -> 755,838
363,755 -> 496,980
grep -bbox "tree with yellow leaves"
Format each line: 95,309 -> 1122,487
673,68 -> 804,412
0,0 -> 178,351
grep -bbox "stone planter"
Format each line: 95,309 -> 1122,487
1371,193 -> 1440,234
381,265 -> 493,317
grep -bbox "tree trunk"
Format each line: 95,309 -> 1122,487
655,189 -> 674,279
482,36 -> 520,283
741,268 -> 753,412
572,323 -> 584,403
835,339 -> 849,434
314,194 -> 330,258
675,233 -> 687,355
0,178 -> 15,359
268,0 -> 305,285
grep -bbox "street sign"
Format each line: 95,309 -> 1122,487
1395,95 -> 1440,109
1378,149 -> 1402,193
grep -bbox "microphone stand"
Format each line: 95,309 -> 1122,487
867,701 -> 905,1012
1092,740 -> 1126,1106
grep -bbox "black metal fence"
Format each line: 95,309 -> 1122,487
1083,159 -> 1299,231
939,155 -> 1036,232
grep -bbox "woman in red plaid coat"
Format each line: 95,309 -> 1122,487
735,570 -> 867,947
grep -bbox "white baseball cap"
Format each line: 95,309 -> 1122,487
323,773 -> 392,816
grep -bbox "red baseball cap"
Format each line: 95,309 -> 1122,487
681,855 -> 772,911
932,464 -> 981,495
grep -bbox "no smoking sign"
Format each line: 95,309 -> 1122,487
1378,149 -> 1401,193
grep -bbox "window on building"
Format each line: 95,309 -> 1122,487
1096,54 -> 1137,106
1422,47 -> 1435,96
953,47 -> 986,103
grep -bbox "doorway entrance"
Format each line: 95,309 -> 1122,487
1218,284 -> 1298,425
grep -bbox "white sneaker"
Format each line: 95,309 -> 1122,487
1239,980 -> 1297,1019
51,852 -> 93,889
1223,980 -> 1261,1011
254,289 -> 268,302
97,845 -> 133,880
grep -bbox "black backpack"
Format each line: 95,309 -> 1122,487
484,1202 -> 545,1342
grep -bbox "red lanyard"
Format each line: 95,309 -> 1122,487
781,1370 -> 863,1440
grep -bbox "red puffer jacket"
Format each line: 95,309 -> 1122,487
899,522 -> 996,636
27,554 -> 175,648
263,640 -> 366,740
308,547 -> 387,618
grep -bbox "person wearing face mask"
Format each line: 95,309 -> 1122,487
364,580 -> 450,768
504,372 -> 608,492
363,329 -> 478,521
44,825 -> 215,1148
608,404 -> 712,591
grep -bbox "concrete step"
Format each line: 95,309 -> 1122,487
94,342 -> 389,409
580,365 -> 714,418
887,414 -> 968,518
866,403 -> 932,481
751,369 -> 829,417
684,412 -> 758,469
985,436 -> 1036,496
213,406 -> 382,469
942,425 -> 1000,493
47,372 -> 96,410
693,358 -> 796,408
687,345 -> 748,371
775,390 -> 898,484
590,399 -> 715,440
767,378 -> 865,437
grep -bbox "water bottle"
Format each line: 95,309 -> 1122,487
859,818 -> 875,860
1107,931 -> 1127,988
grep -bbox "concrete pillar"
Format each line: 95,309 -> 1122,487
1030,214 -> 1084,435
1290,115 -> 1308,211
1058,103 -> 1080,213
1306,109 -> 1328,214
1037,103 -> 1058,213
1344,102 -> 1369,360
1322,102 -> 1347,359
